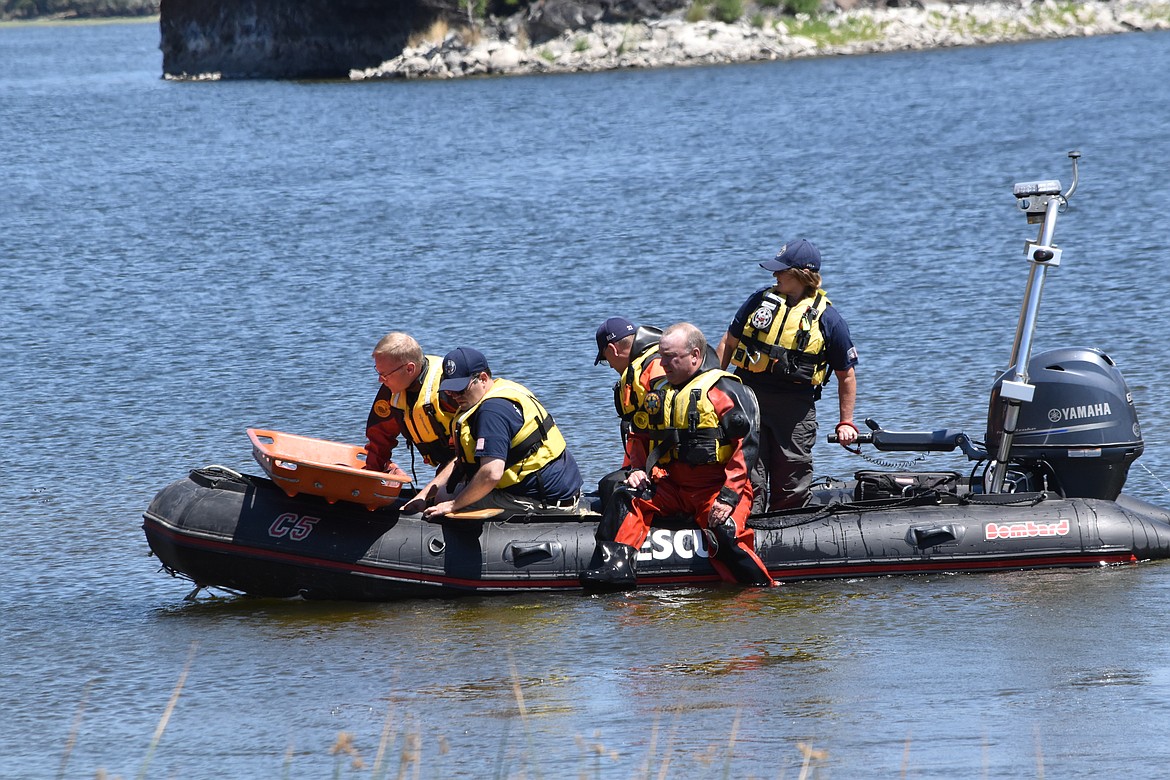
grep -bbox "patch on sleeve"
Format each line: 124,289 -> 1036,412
846,346 -> 859,362
373,399 -> 393,418
475,437 -> 486,456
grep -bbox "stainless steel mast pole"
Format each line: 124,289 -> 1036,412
987,152 -> 1079,493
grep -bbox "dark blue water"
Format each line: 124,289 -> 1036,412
4,18 -> 1170,778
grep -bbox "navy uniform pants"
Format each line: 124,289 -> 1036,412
753,389 -> 817,511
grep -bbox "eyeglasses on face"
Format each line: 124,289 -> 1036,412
377,363 -> 410,381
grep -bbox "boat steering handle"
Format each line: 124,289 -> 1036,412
828,432 -> 873,445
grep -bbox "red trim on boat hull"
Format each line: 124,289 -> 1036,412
144,516 -> 1139,596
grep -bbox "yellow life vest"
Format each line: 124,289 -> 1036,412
389,355 -> 457,466
644,369 -> 741,468
730,289 -> 833,386
454,378 -> 567,489
614,341 -> 661,435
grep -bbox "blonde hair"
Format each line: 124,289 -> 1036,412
372,332 -> 424,364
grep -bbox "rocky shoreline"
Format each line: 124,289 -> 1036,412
0,0 -> 156,22
349,0 -> 1170,81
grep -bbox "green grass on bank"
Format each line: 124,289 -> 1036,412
779,14 -> 887,46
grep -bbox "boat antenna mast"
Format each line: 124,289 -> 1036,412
987,151 -> 1081,493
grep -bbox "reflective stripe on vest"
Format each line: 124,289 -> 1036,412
390,355 -> 456,465
613,343 -> 660,432
454,378 -> 567,489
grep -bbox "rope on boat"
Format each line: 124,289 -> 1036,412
406,443 -> 421,487
749,493 -> 947,529
747,486 -> 1051,530
165,569 -> 245,601
748,502 -> 847,530
841,446 -> 930,471
958,491 -> 1049,507
158,562 -> 245,601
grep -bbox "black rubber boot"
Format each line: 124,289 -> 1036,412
710,520 -> 772,586
579,541 -> 638,593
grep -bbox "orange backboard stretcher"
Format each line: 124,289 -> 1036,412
247,428 -> 411,511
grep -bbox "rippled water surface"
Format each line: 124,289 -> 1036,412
3,19 -> 1170,778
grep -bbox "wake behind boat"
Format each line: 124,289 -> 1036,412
142,154 -> 1170,601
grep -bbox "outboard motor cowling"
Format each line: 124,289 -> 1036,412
985,347 -> 1144,499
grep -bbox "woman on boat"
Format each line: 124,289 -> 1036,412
716,239 -> 859,511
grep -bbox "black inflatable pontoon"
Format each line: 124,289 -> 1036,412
143,153 -> 1170,600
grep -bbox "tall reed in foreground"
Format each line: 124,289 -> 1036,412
56,680 -> 93,780
136,642 -> 197,780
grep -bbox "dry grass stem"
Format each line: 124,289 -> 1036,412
370,691 -> 399,780
331,730 -> 368,773
282,742 -> 295,780
398,731 -> 421,780
136,641 -> 197,780
723,709 -> 741,778
507,650 -> 540,777
796,741 -> 827,780
640,711 -> 661,780
655,708 -> 682,780
57,679 -> 93,780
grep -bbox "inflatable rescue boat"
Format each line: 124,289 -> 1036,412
142,154 -> 1170,601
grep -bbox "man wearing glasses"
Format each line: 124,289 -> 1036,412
365,331 -> 458,477
581,322 -> 773,591
410,347 -> 584,519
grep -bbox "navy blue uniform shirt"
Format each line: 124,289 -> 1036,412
472,397 -> 583,500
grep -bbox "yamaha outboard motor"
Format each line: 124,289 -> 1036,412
829,154 -> 1149,501
985,347 -> 1144,499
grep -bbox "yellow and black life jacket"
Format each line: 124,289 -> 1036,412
389,355 -> 457,466
730,289 -> 833,386
454,378 -> 567,489
644,369 -> 742,468
613,326 -> 662,434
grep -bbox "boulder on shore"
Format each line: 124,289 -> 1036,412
155,0 -> 1170,81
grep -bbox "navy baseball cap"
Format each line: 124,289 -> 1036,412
760,239 -> 822,273
439,347 -> 490,392
594,317 -> 636,365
